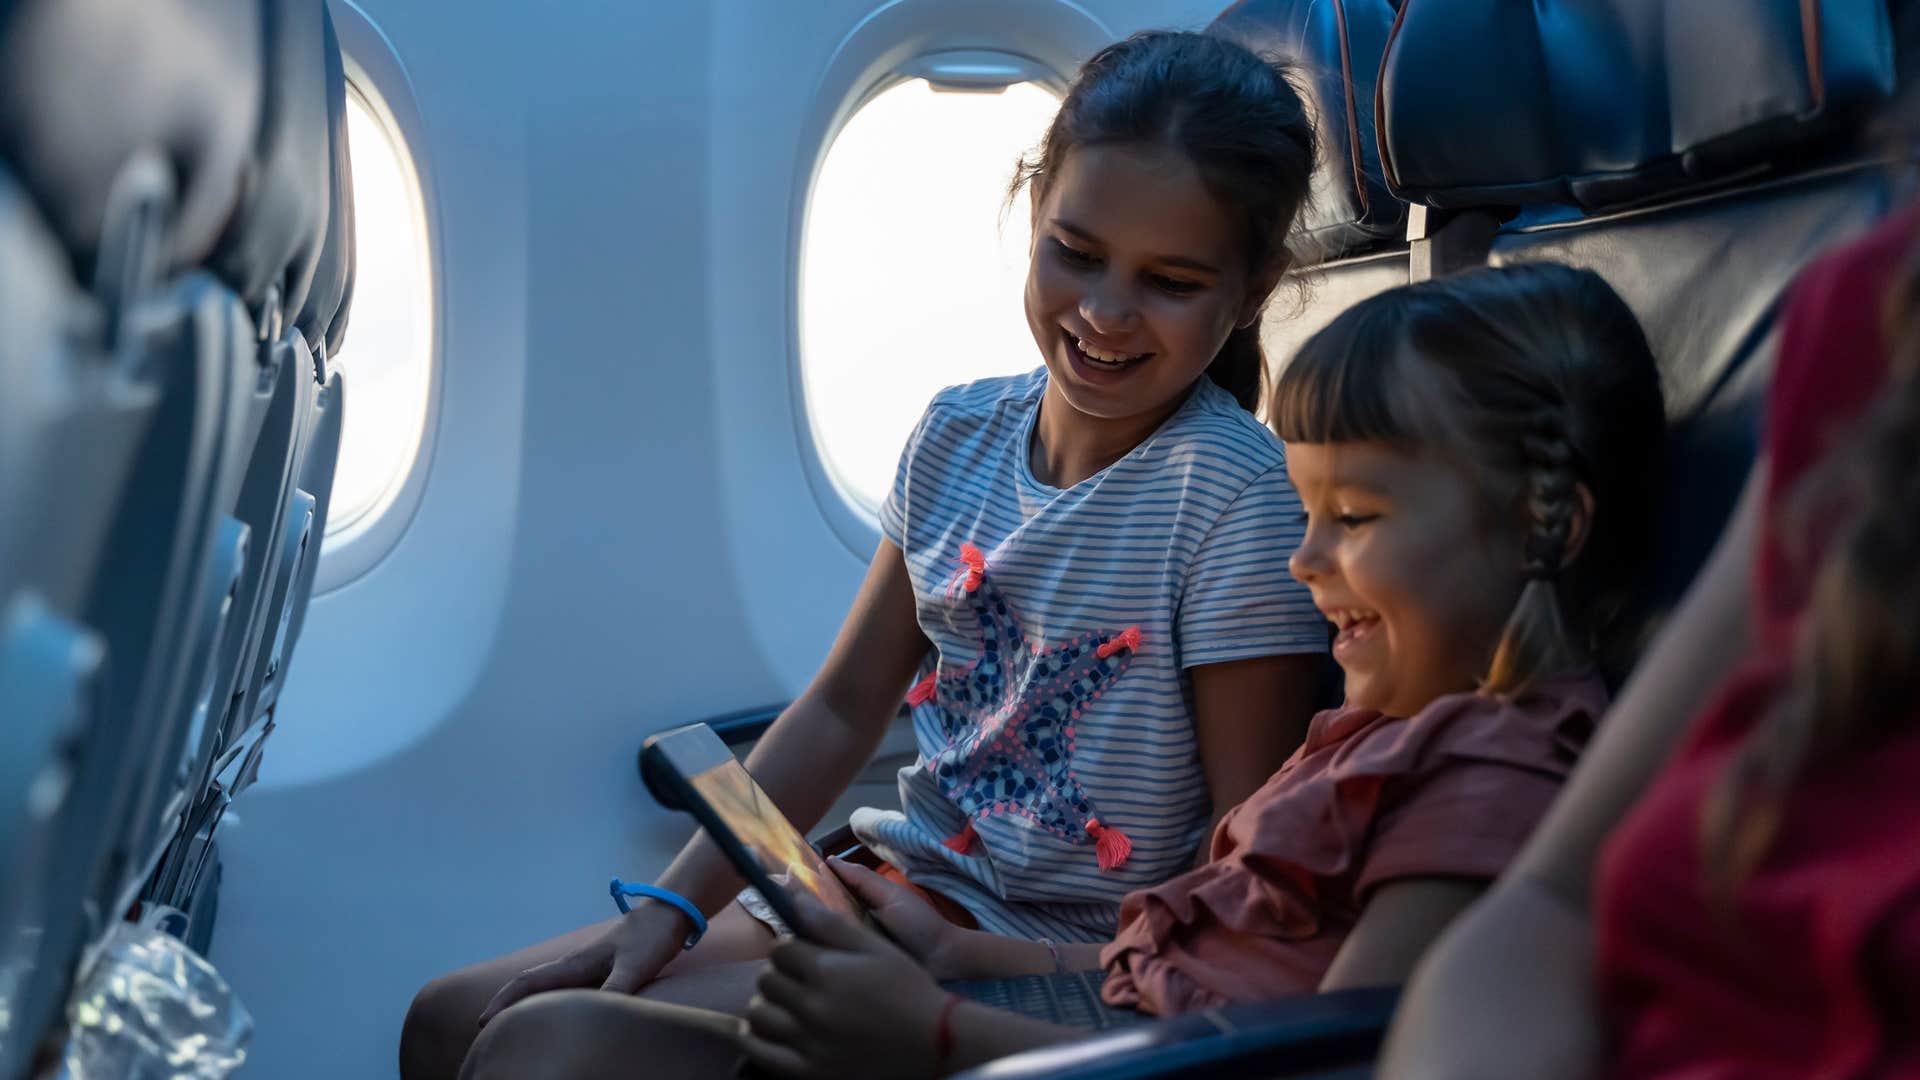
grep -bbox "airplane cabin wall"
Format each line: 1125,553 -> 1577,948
215,1 -> 1230,1075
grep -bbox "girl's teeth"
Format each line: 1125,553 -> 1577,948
1077,337 -> 1142,364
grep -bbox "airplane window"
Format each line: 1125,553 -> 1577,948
325,82 -> 434,541
801,77 -> 1061,514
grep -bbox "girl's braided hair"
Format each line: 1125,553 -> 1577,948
1271,262 -> 1667,696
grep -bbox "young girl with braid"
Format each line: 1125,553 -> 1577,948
461,262 -> 1669,1079
1382,207 -> 1920,1079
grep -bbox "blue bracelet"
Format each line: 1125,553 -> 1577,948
609,878 -> 707,949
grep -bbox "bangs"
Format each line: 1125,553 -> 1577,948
1270,295 -> 1457,447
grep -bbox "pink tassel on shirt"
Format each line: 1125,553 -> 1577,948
906,671 -> 939,707
1097,626 -> 1143,659
1086,818 -> 1133,871
942,820 -> 980,855
952,542 -> 987,595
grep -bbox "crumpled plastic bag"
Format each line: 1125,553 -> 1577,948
61,916 -> 250,1079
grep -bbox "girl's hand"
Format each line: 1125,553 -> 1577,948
740,893 -> 952,1079
828,859 -> 971,978
477,900 -> 685,1025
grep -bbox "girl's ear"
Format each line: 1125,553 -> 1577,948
1562,482 -> 1596,566
1237,254 -> 1293,329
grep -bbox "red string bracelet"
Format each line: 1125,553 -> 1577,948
933,992 -> 964,1073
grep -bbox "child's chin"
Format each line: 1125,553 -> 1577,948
1338,672 -> 1386,712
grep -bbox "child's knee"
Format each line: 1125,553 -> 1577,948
400,971 -> 485,1079
462,991 -> 736,1080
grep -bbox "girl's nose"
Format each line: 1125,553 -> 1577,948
1289,521 -> 1329,585
1079,285 -> 1139,336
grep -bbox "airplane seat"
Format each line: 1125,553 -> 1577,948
273,0 -> 357,706
0,0 -> 327,1070
1209,0 -> 1411,367
956,3 -> 1911,1077
147,0 -> 346,922
0,163 -> 129,1080
1379,0 -> 1909,677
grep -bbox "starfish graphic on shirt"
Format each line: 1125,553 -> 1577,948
906,543 -> 1140,870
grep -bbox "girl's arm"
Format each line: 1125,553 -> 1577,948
931,929 -> 1106,980
1318,878 -> 1488,991
482,540 -> 929,1018
657,536 -> 931,917
1378,462 -> 1764,1080
1190,654 -> 1322,861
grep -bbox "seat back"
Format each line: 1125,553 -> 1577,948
0,0 -> 349,1064
1206,0 -> 1414,371
1213,0 -> 1404,261
0,595 -> 103,1080
1379,0 -> 1898,210
1377,0 -> 1912,676
275,1 -> 358,699
146,0 -> 346,912
0,0 -> 262,277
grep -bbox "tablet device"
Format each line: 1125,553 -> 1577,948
639,723 -> 875,939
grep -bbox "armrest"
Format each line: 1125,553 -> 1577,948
704,703 -> 790,747
951,986 -> 1399,1080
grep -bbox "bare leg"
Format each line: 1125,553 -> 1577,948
636,960 -> 764,1016
401,907 -> 775,1080
459,990 -> 744,1080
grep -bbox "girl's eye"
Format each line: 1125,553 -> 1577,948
1149,274 -> 1203,296
1335,513 -> 1378,529
1051,239 -> 1100,268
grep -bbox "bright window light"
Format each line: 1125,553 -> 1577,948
325,83 -> 433,539
802,77 -> 1061,513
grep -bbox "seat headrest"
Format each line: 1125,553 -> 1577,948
209,0 -> 332,324
1378,0 -> 1898,210
296,2 -> 355,356
1212,0 -> 1405,261
0,0 -> 262,276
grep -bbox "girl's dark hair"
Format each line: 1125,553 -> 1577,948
1701,236 -> 1920,903
1271,262 -> 1667,696
1011,30 -> 1317,413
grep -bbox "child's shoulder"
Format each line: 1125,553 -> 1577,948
1323,674 -> 1609,781
1148,379 -> 1289,485
921,368 -> 1048,424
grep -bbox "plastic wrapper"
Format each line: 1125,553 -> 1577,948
61,916 -> 249,1079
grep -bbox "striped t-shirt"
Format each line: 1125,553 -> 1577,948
850,369 -> 1325,942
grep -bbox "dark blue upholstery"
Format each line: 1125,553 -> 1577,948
1379,0 -> 1898,209
1211,0 -> 1405,261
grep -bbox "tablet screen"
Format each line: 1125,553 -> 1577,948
682,753 -> 868,925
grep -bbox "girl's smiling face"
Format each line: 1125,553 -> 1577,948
1024,142 -> 1270,426
1285,440 -> 1526,718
